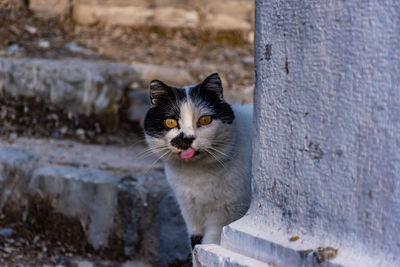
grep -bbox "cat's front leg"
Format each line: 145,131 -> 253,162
179,205 -> 204,249
202,215 -> 225,244
202,224 -> 223,244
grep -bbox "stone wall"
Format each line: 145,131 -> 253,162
29,0 -> 254,31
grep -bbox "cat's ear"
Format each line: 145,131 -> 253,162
149,80 -> 171,106
200,73 -> 223,100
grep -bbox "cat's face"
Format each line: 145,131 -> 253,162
144,73 -> 235,164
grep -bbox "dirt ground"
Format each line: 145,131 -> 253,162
0,1 -> 254,266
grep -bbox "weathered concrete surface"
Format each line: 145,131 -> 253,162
0,147 -> 36,211
194,244 -> 270,267
197,0 -> 400,266
0,57 -> 139,126
0,139 -> 190,265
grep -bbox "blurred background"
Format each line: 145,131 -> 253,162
0,0 -> 254,143
0,0 -> 254,266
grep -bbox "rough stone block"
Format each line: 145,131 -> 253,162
29,165 -> 120,250
197,0 -> 253,31
74,5 -> 199,28
0,140 -> 189,264
0,57 -> 139,127
72,0 -> 253,31
0,147 -> 36,212
29,0 -> 70,18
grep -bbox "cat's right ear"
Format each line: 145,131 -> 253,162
149,80 -> 170,106
200,73 -> 224,100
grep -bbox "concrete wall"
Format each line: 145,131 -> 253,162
196,0 -> 400,266
250,0 -> 400,265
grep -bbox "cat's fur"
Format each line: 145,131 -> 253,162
143,73 -> 252,247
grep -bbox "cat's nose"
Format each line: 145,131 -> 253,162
171,134 -> 195,150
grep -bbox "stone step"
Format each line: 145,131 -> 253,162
193,244 -> 272,267
0,138 -> 190,266
0,57 -> 253,127
0,57 -> 195,127
0,57 -> 138,128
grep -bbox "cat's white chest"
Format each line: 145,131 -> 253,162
164,164 -> 232,206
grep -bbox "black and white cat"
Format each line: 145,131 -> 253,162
144,73 -> 252,248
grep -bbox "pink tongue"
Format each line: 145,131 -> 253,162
180,148 -> 195,159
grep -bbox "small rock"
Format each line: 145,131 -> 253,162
60,126 -> 68,135
75,128 -> 85,139
0,228 -> 14,236
24,25 -> 38,34
240,56 -> 254,65
38,39 -> 51,48
4,247 -> 13,254
9,25 -> 21,36
314,246 -> 338,263
130,82 -> 140,90
64,42 -> 95,55
33,235 -> 40,243
51,131 -> 61,139
8,44 -> 20,53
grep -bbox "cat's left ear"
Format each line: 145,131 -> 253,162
200,73 -> 224,100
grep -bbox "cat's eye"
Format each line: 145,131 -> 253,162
198,115 -> 212,126
165,118 -> 178,129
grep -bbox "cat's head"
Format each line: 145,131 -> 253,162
144,73 -> 235,164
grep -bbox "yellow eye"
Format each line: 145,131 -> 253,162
198,115 -> 212,126
165,118 -> 178,129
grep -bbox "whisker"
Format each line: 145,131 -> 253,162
208,146 -> 231,159
204,148 -> 227,170
142,150 -> 171,175
135,146 -> 170,160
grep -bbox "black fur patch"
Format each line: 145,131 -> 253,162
170,133 -> 195,150
190,74 -> 234,124
144,87 -> 186,137
190,235 -> 203,249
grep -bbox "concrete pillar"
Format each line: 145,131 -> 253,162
195,1 -> 400,266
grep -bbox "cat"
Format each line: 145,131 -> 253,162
143,73 -> 252,248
